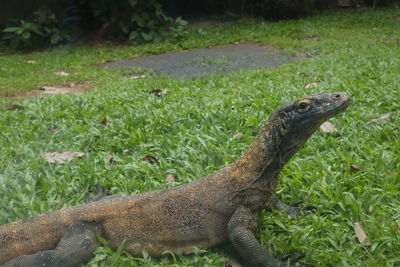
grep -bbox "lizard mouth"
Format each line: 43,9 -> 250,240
323,92 -> 352,119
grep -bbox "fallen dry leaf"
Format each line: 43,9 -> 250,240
2,104 -> 24,110
142,155 -> 159,164
106,151 -> 114,164
165,174 -> 175,182
350,165 -> 362,172
130,74 -> 146,79
54,71 -> 69,76
320,121 -> 339,135
304,82 -> 320,89
367,113 -> 392,125
100,118 -> 108,125
42,151 -> 85,164
66,81 -> 75,87
48,126 -> 61,133
353,222 -> 372,245
25,60 -> 37,64
148,88 -> 168,97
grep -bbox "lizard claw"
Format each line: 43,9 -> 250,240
286,202 -> 317,219
280,254 -> 315,267
280,254 -> 306,265
301,263 -> 315,267
302,205 -> 317,212
292,201 -> 316,211
291,201 -> 305,207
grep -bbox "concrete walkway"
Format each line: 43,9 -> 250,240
104,43 -> 303,78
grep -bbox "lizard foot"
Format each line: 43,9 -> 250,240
281,254 -> 315,267
284,201 -> 317,219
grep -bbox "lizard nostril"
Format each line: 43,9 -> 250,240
334,94 -> 341,99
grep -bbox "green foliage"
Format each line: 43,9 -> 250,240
79,0 -> 187,43
1,7 -> 70,50
0,0 -> 186,50
217,0 -> 398,19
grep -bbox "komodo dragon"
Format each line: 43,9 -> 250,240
0,92 -> 351,267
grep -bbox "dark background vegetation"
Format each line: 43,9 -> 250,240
0,0 -> 399,50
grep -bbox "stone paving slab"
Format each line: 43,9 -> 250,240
104,43 -> 303,78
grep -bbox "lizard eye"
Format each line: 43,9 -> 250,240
296,99 -> 311,113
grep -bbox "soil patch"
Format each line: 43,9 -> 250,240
6,81 -> 93,99
104,43 -> 304,78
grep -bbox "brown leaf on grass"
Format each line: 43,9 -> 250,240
142,155 -> 159,164
224,258 -> 244,267
353,222 -> 372,246
350,165 -> 362,172
100,118 -> 108,125
147,88 -> 168,97
129,74 -> 146,79
48,126 -> 61,133
25,60 -> 37,64
2,104 -> 24,110
42,151 -> 85,164
54,71 -> 69,76
165,174 -> 175,182
66,81 -> 75,87
320,121 -> 339,136
106,151 -> 114,164
367,113 -> 392,125
304,82 -> 320,89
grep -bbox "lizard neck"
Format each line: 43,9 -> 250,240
231,110 -> 314,191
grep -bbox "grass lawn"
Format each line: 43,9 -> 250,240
1,7 -> 400,266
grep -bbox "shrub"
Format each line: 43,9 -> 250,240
76,0 -> 186,43
1,7 -> 70,50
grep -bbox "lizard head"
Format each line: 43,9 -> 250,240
281,92 -> 351,129
273,92 -> 351,160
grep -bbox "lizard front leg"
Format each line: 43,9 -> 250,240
227,207 -> 284,267
3,221 -> 99,267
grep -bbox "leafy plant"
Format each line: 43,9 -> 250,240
78,0 -> 187,44
168,17 -> 188,41
1,7 -> 70,50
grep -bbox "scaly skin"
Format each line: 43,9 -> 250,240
0,92 -> 351,267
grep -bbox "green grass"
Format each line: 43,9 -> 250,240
1,7 -> 400,266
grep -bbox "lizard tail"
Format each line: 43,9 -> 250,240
0,208 -> 73,264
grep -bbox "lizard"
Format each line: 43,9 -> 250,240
0,92 -> 351,267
